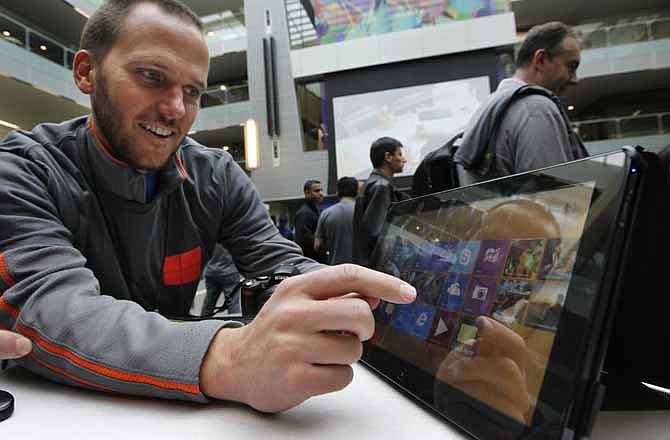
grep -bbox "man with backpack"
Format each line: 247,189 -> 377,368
412,21 -> 588,196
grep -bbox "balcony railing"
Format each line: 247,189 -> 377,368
202,8 -> 247,44
0,10 -> 77,69
200,83 -> 250,109
577,17 -> 670,50
573,112 -> 670,142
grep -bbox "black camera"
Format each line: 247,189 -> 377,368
240,263 -> 299,316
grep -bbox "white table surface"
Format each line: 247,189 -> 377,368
1,363 -> 668,440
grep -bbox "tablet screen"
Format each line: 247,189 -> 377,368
364,150 -> 639,438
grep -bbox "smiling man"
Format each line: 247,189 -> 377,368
0,0 -> 416,412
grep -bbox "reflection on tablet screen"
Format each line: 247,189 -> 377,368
369,181 -> 596,426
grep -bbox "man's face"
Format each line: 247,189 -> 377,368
387,147 -> 407,174
86,3 -> 209,171
305,183 -> 324,204
538,36 -> 580,97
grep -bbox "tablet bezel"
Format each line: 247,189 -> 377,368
362,148 -> 645,439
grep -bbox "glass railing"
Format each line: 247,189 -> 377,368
573,112 -> 670,142
578,17 -> 670,51
202,8 -> 246,41
0,11 -> 77,69
200,83 -> 250,109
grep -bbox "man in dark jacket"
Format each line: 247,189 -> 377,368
294,179 -> 324,261
353,137 -> 407,267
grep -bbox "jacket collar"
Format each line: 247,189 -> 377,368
84,116 -> 188,204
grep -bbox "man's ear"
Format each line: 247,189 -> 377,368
532,48 -> 548,68
73,50 -> 96,95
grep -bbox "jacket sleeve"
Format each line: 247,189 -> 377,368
0,151 -> 233,402
213,157 -> 322,278
361,184 -> 392,247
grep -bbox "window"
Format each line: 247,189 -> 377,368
296,81 -> 328,152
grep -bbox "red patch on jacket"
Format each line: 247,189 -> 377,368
163,247 -> 201,286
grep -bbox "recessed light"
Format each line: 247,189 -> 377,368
2,31 -> 10,37
39,45 -> 47,51
567,105 -> 575,111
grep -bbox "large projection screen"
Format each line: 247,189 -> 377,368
333,76 -> 490,180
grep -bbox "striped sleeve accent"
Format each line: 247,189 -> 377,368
0,296 -> 19,318
0,253 -> 16,291
17,323 -> 201,395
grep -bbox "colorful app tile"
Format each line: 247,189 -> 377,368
390,302 -> 437,341
414,272 -> 444,306
491,279 -> 535,325
438,241 -> 459,266
452,241 -> 481,274
427,310 -> 460,348
523,281 -> 569,331
538,238 -> 578,281
439,273 -> 469,312
462,276 -> 498,316
503,239 -> 546,279
473,240 -> 510,276
451,316 -> 479,357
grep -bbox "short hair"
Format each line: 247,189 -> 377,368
370,137 -> 403,168
304,179 -> 321,192
336,177 -> 358,198
81,0 -> 203,63
516,22 -> 578,68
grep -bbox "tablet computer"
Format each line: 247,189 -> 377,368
362,148 -> 648,439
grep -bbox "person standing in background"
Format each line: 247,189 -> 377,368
353,137 -> 407,267
200,244 -> 241,316
277,214 -> 294,241
294,180 -> 324,262
315,177 -> 358,265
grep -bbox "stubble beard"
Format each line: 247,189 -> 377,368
91,70 -> 173,171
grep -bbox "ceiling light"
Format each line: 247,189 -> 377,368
0,119 -> 20,129
223,146 -> 230,151
567,105 -> 575,111
219,85 -> 227,91
207,31 -> 215,36
39,45 -> 47,51
2,31 -> 10,37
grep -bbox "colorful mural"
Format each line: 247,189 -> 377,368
312,0 -> 496,45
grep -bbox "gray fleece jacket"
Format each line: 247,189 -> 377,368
0,116 -> 318,401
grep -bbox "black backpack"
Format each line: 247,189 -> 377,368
411,132 -> 463,197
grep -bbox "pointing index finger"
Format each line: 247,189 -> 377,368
293,264 -> 416,304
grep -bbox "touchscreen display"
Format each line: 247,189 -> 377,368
369,181 -> 596,426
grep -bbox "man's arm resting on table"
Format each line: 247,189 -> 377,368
200,264 -> 416,412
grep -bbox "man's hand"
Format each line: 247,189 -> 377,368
436,316 -> 530,423
200,264 -> 416,412
0,330 -> 32,360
